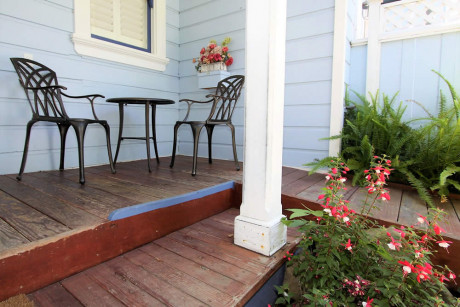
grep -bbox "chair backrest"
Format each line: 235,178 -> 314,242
10,58 -> 68,120
207,75 -> 245,122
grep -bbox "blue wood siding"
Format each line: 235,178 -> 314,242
177,0 -> 335,167
0,0 -> 180,175
349,32 -> 460,122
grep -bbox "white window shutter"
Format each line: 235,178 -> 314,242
90,0 -> 149,50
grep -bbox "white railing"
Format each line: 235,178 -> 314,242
383,0 -> 460,34
357,0 -> 460,41
356,0 -> 460,98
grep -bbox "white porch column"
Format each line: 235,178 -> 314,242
234,0 -> 287,256
365,0 -> 383,98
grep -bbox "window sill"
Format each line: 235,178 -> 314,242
72,34 -> 169,71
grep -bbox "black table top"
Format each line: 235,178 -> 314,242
106,97 -> 175,105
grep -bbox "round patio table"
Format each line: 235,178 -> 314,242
106,97 -> 175,172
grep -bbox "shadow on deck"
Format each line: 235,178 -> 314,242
0,155 -> 459,304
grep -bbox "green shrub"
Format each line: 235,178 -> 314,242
308,72 -> 460,206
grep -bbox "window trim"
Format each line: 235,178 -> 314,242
72,0 -> 169,71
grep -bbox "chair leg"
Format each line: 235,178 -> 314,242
101,122 -> 116,174
169,122 -> 181,168
71,121 -> 88,184
191,124 -> 204,176
228,123 -> 240,171
205,124 -> 215,164
57,123 -> 70,171
17,120 -> 37,181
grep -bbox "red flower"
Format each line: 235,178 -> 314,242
331,168 -> 338,174
342,238 -> 353,252
363,297 -> 374,307
416,213 -> 428,225
209,43 -> 216,49
433,224 -> 446,235
397,260 -> 414,275
378,192 -> 391,201
214,53 -> 222,61
222,46 -> 229,52
200,47 -> 205,54
225,57 -> 233,66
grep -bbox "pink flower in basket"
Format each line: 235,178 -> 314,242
193,37 -> 234,72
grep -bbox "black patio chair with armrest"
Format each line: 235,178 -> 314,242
10,57 -> 115,184
170,75 -> 245,176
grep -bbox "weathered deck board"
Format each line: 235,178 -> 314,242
0,190 -> 69,241
29,208 -> 298,306
28,283 -> 83,307
84,263 -> 167,306
0,219 -> 30,252
60,273 -> 125,307
398,191 -> 428,227
0,176 -> 102,229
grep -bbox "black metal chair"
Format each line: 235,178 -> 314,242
10,58 -> 115,184
170,75 -> 245,176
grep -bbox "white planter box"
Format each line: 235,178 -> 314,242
197,70 -> 230,89
200,62 -> 227,72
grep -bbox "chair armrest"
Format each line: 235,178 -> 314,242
61,93 -> 105,99
205,94 -> 237,101
178,98 -> 213,121
179,98 -> 213,104
25,85 -> 68,91
61,92 -> 105,121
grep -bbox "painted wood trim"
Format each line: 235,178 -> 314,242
329,0 -> 349,156
108,181 -> 235,220
351,24 -> 460,46
365,0 -> 383,97
72,0 -> 169,71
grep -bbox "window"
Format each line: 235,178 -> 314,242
73,0 -> 169,71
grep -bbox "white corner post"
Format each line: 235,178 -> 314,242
365,0 -> 383,98
234,0 -> 287,256
329,0 -> 349,157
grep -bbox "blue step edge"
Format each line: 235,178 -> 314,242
108,181 -> 236,221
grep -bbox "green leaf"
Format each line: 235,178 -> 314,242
287,208 -> 310,219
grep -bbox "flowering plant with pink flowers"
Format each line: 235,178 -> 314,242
193,37 -> 234,72
277,156 -> 459,306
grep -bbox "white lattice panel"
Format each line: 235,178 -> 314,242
383,0 -> 460,33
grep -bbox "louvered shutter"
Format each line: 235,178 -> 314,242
90,0 -> 149,50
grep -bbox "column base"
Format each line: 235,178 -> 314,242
234,215 -> 287,256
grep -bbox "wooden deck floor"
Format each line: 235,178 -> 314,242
0,155 -> 459,303
27,208 -> 299,307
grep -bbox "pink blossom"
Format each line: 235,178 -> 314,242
398,260 -> 414,275
362,297 -> 374,307
448,272 -> 456,280
343,238 -> 353,252
378,192 -> 391,201
416,213 -> 428,225
331,168 -> 338,174
437,240 -> 452,252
